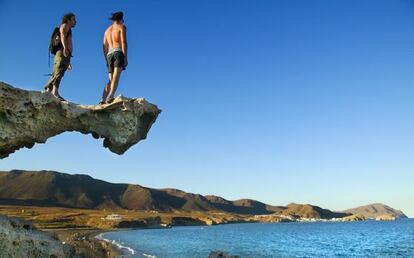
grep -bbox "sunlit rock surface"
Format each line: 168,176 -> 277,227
0,215 -> 76,257
0,82 -> 161,158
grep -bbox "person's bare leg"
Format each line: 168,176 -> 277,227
100,73 -> 112,104
107,67 -> 122,103
51,85 -> 65,101
100,83 -> 110,104
51,84 -> 59,97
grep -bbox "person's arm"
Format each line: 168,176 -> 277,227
60,24 -> 70,57
121,26 -> 128,67
103,32 -> 109,57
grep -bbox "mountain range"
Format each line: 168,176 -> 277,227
0,170 -> 407,219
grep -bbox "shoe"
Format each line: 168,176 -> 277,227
105,97 -> 114,104
56,95 -> 66,102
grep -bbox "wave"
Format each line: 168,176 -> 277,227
96,233 -> 136,255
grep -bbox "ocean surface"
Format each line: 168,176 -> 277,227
98,219 -> 414,258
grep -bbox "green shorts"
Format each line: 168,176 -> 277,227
106,50 -> 125,73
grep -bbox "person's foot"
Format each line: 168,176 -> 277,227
43,85 -> 52,93
99,99 -> 106,105
105,97 -> 114,104
57,96 -> 66,102
53,94 -> 66,102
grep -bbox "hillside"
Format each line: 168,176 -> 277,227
343,203 -> 407,219
0,170 -> 359,219
282,203 -> 348,219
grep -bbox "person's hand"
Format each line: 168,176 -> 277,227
68,63 -> 72,70
63,48 -> 69,57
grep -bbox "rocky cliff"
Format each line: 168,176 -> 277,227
0,215 -> 76,258
0,82 -> 161,158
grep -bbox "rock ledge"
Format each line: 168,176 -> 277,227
0,82 -> 161,158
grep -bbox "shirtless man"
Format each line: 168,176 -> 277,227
45,13 -> 76,101
100,11 -> 128,104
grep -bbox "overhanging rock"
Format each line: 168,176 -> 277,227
0,81 -> 161,159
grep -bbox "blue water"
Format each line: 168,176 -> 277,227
100,219 -> 414,258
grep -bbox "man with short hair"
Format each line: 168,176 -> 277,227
44,13 -> 76,101
100,11 -> 128,104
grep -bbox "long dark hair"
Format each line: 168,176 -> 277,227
61,13 -> 75,24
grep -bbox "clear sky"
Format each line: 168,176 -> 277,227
1,0 -> 413,217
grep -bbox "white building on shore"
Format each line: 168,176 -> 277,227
105,214 -> 123,220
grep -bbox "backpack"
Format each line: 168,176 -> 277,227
49,27 -> 63,55
47,26 -> 71,67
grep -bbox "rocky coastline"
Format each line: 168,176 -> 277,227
0,215 -> 124,258
0,206 -> 408,258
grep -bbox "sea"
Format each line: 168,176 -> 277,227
97,219 -> 414,258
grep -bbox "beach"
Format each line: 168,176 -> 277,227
50,228 -> 125,258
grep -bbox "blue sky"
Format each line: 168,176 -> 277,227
0,0 -> 413,216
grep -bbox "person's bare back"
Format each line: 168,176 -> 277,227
105,24 -> 122,49
104,23 -> 127,66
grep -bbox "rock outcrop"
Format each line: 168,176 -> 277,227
340,214 -> 366,222
0,82 -> 161,158
208,251 -> 240,258
0,215 -> 76,258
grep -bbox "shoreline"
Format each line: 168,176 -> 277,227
47,228 -> 126,258
35,219 -> 414,258
95,229 -> 138,257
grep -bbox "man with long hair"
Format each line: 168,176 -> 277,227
44,13 -> 76,101
100,11 -> 128,104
